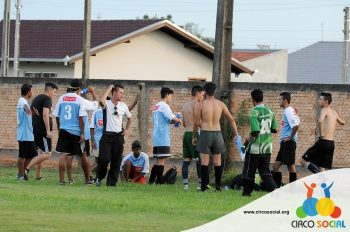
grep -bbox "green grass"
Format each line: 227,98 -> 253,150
0,166 -> 265,232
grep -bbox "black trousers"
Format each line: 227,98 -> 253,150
242,152 -> 277,195
97,133 -> 124,186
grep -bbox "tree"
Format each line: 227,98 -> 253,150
182,22 -> 215,46
139,14 -> 174,22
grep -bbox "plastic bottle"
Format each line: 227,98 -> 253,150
80,88 -> 89,95
234,135 -> 246,161
174,112 -> 182,127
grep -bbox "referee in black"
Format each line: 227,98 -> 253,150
95,84 -> 132,187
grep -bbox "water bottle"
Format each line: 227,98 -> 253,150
80,88 -> 89,95
234,135 -> 246,161
174,112 -> 182,127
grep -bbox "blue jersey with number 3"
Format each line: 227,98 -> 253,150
52,93 -> 86,136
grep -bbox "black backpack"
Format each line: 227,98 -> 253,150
161,166 -> 177,184
230,174 -> 261,191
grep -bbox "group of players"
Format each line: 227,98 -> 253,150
176,84 -> 345,196
15,80 -> 345,195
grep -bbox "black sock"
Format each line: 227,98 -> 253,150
272,171 -> 282,187
196,161 -> 201,179
201,165 -> 209,191
306,162 -> 321,173
156,165 -> 164,184
182,161 -> 190,180
242,178 -> 254,196
289,172 -> 297,183
149,165 -> 158,184
214,166 -> 222,191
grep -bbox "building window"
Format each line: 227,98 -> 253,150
24,72 -> 58,78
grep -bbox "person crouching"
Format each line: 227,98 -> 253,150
120,140 -> 149,184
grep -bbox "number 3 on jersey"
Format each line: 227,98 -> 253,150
64,105 -> 72,120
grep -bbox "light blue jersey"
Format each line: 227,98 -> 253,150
280,106 -> 300,142
120,152 -> 149,174
52,93 -> 86,136
89,109 -> 103,149
152,101 -> 175,147
84,116 -> 91,140
16,97 -> 34,141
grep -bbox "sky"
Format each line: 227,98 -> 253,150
1,0 -> 349,53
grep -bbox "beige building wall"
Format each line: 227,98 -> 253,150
233,50 -> 288,83
74,30 -> 213,81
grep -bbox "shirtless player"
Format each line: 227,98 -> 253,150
182,86 -> 204,190
300,92 -> 345,173
193,82 -> 238,191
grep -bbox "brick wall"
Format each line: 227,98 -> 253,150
1,77 -> 349,168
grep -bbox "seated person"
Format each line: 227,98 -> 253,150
120,140 -> 149,184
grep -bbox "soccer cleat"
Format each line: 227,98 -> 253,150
68,179 -> 74,185
23,174 -> 29,181
35,177 -> 43,181
183,184 -> 189,190
89,176 -> 95,183
95,178 -> 102,187
85,180 -> 94,185
59,181 -> 65,186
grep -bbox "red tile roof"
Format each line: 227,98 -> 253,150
0,20 -> 160,59
232,51 -> 273,62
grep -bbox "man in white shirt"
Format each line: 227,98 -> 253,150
95,84 -> 132,187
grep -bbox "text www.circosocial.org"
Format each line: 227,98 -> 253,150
243,210 -> 290,215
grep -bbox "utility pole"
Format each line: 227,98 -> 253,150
343,7 -> 349,84
82,0 -> 91,86
212,0 -> 225,96
13,0 -> 21,77
213,0 -> 235,167
212,0 -> 233,98
1,0 -> 11,77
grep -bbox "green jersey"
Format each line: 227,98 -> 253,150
248,104 -> 277,155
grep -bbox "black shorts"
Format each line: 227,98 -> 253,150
56,129 -> 83,156
302,139 -> 335,169
275,140 -> 296,165
153,146 -> 171,158
242,152 -> 272,180
18,141 -> 38,158
34,133 -> 52,152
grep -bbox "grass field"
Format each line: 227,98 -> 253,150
0,166 -> 265,232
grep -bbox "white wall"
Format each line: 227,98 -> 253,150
11,62 -> 74,78
233,50 -> 288,83
74,30 -> 213,81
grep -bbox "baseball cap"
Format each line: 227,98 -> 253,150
69,79 -> 82,89
132,140 -> 142,149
